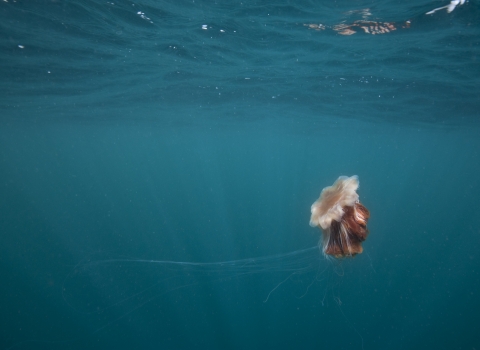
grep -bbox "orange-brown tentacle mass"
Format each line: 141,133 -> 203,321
323,202 -> 370,258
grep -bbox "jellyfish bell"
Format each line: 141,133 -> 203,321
310,176 -> 370,258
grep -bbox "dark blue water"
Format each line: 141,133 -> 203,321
1,1 -> 480,349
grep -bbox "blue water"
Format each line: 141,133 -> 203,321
1,1 -> 480,349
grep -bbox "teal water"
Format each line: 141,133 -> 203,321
1,1 -> 480,349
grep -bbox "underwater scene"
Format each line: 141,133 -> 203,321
1,0 -> 480,349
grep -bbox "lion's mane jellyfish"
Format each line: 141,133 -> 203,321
309,176 -> 370,258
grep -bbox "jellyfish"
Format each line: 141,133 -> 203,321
310,175 -> 370,258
